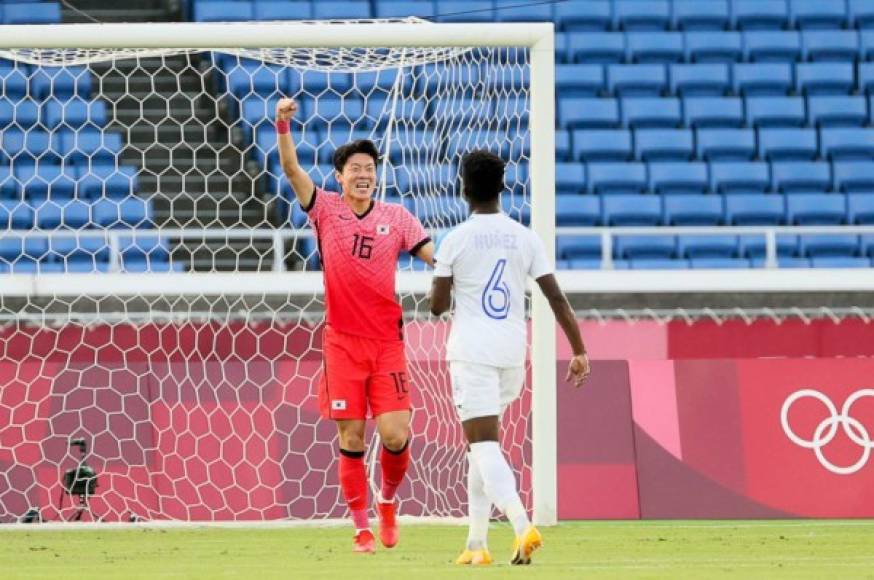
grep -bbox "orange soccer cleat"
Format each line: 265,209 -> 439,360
510,526 -> 543,565
353,529 -> 376,554
455,548 -> 493,566
376,500 -> 399,548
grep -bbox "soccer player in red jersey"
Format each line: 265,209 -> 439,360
275,98 -> 434,553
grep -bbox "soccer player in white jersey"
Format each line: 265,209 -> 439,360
430,150 -> 590,566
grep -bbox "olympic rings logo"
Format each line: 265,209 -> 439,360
780,389 -> 874,476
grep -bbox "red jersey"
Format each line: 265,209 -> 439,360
305,187 -> 429,341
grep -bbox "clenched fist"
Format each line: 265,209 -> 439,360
275,98 -> 298,122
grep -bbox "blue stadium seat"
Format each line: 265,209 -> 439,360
724,193 -> 786,224
194,0 -> 253,22
494,1 -> 552,22
33,199 -> 89,229
555,0 -> 611,31
732,63 -> 792,96
601,194 -> 662,225
572,129 -> 632,161
663,194 -> 724,225
77,164 -> 137,198
225,61 -> 287,98
555,32 -> 569,63
801,30 -> 859,62
669,64 -> 730,96
555,64 -> 604,96
634,128 -> 694,160
626,32 -> 684,63
851,0 -> 874,28
861,30 -> 874,59
750,256 -> 812,267
684,31 -> 743,62
614,0 -> 670,30
555,161 -> 586,194
808,96 -> 867,127
14,163 -> 76,199
621,97 -> 682,127
366,97 -> 426,128
834,160 -> 874,191
821,128 -> 874,160
556,195 -> 600,226
557,235 -> 602,260
648,161 -> 709,194
92,197 -> 152,228
408,195 -> 468,227
0,62 -> 28,99
2,129 -> 57,163
559,98 -> 619,129
791,0 -> 849,29
677,234 -> 739,258
786,193 -> 847,225
29,66 -> 91,100
445,129 -> 507,159
733,0 -> 790,30
314,0 -> 371,20
810,256 -> 871,268
0,166 -> 17,199
740,234 -> 799,258
772,161 -> 832,193
0,237 -> 48,264
696,128 -> 756,160
848,193 -> 874,223
0,97 -> 39,128
799,234 -> 860,257
298,70 -> 353,94
710,161 -> 770,194
48,237 -> 110,264
567,32 -> 626,63
746,96 -> 806,127
385,128 -> 440,164
796,62 -> 855,95
744,31 -> 802,61
253,0 -> 313,20
627,258 -> 690,269
431,97 -> 491,127
3,1 -> 61,23
864,233 -> 874,256
614,234 -> 676,259
673,0 -> 730,30
569,258 -> 607,270
860,63 -> 874,94
683,97 -> 744,128
607,64 -> 667,96
556,130 -> 572,161
0,200 -> 32,229
758,128 -> 818,160
374,0 -> 434,19
59,129 -> 124,165
689,257 -> 751,268
587,162 -> 648,194
43,97 -> 108,130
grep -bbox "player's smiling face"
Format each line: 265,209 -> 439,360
337,153 -> 377,203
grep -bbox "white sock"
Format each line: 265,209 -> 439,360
469,441 -> 530,538
466,452 -> 491,550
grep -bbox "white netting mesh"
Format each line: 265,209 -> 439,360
0,37 -> 533,522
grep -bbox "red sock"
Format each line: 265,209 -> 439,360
339,449 -> 369,530
379,439 -> 410,502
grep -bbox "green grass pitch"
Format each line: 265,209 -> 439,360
2,520 -> 873,579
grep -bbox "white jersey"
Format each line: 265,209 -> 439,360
433,212 -> 553,367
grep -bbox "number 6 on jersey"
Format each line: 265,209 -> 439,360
482,259 -> 510,319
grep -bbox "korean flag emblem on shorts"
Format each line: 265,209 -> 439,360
331,399 -> 347,411
377,224 -> 390,235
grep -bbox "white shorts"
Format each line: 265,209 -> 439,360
449,361 -> 525,422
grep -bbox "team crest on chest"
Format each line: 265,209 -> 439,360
377,224 -> 390,235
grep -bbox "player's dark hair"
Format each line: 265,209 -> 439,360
333,139 -> 381,172
461,149 -> 505,203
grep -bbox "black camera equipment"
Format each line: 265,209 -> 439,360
58,437 -> 104,522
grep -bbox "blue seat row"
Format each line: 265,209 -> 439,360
556,256 -> 874,270
0,163 -> 138,199
0,1 -> 61,24
557,160 -> 874,195
0,236 -> 171,266
553,192 -> 874,226
558,62 -> 874,97
0,129 -> 124,165
558,96 -> 874,130
557,233 -> 874,260
557,29 -> 874,64
0,197 -> 153,228
0,64 -> 93,99
0,97 -> 108,130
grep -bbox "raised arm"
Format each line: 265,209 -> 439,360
275,98 -> 315,209
535,273 -> 591,387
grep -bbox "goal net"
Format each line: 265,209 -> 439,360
0,20 -> 553,523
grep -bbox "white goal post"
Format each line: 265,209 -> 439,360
0,21 -> 558,525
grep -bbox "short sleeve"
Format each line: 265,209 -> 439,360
400,207 -> 430,255
433,231 -> 455,277
303,187 -> 329,225
528,231 -> 553,280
